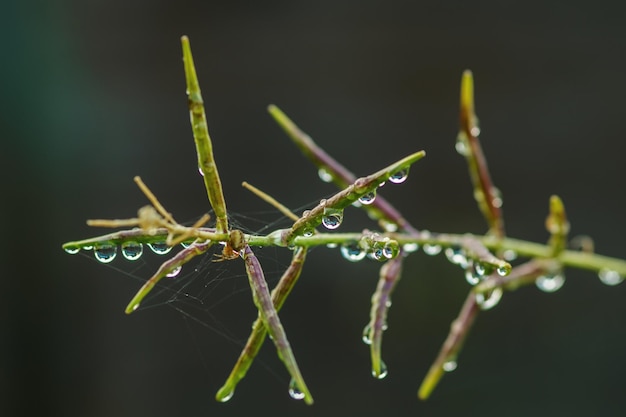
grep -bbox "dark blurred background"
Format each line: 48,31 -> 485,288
2,1 -> 626,416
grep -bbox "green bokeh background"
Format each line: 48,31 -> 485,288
2,1 -> 626,416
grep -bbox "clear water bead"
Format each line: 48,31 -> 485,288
536,272 -> 565,293
321,208 -> 343,230
358,191 -> 377,205
383,241 -> 400,259
148,242 -> 172,255
318,167 -> 333,183
302,228 -> 314,237
197,166 -> 205,177
288,379 -> 305,400
166,265 -> 182,278
496,264 -> 511,277
423,244 -> 442,256
340,242 -> 366,262
372,361 -> 388,379
465,262 -> 481,286
216,389 -> 234,402
362,323 -> 372,345
455,138 -> 469,156
445,247 -> 468,268
64,247 -> 80,255
475,287 -> 503,310
443,360 -> 458,372
403,242 -> 419,253
598,269 -> 623,286
121,241 -> 143,261
94,243 -> 117,263
388,168 -> 409,184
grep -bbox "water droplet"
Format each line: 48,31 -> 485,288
318,167 -> 333,183
491,187 -> 503,208
455,138 -> 469,156
321,208 -> 343,230
319,198 -> 327,206
474,262 -> 493,278
443,360 -> 458,372
83,245 -> 93,250
302,210 -> 311,217
465,261 -> 481,286
370,245 -> 386,261
362,323 -> 372,345
383,241 -> 399,259
340,242 -> 366,262
503,249 -> 517,261
166,265 -> 182,278
475,287 -> 503,310
496,264 -> 511,277
403,242 -> 419,253
372,361 -> 388,379
216,389 -> 234,402
381,220 -> 398,233
94,243 -> 117,263
470,124 -> 481,137
302,228 -> 314,237
358,191 -> 376,205
423,244 -> 442,256
288,378 -> 305,400
388,168 -> 409,184
536,272 -> 565,293
326,242 -> 338,249
148,242 -> 172,255
121,241 -> 143,261
198,166 -> 205,177
64,247 -> 80,255
598,269 -> 623,286
445,247 -> 468,268
378,181 -> 386,187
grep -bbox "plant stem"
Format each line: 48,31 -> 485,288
181,36 -> 229,233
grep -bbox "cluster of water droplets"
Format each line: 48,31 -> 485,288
66,240 -> 182,264
441,244 -> 511,310
339,234 -> 401,263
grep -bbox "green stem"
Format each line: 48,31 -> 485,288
181,36 -> 229,233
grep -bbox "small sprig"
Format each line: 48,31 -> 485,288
62,37 -> 626,406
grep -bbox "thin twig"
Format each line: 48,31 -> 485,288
182,36 -> 229,233
241,245 -> 313,405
